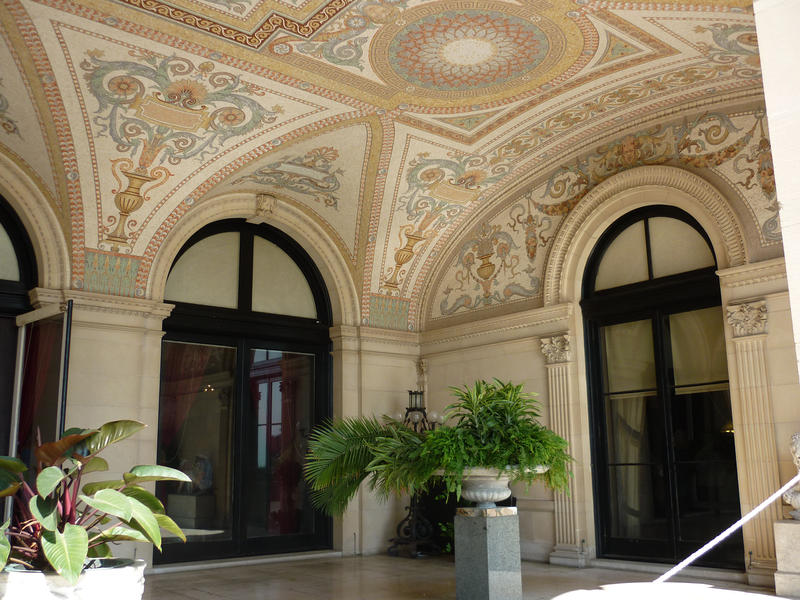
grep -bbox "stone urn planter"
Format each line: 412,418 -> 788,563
0,559 -> 146,600
461,466 -> 549,508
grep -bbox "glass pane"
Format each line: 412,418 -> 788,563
0,318 -> 16,455
608,464 -> 668,540
0,222 -> 19,281
649,217 -> 715,278
676,461 -> 740,543
16,314 -> 65,471
594,221 -> 648,291
252,237 -> 316,319
601,320 -> 656,393
247,349 -> 315,538
671,388 -> 736,463
605,393 -> 660,465
165,233 -> 239,308
670,307 -> 728,387
157,341 -> 236,544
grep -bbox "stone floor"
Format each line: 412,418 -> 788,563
142,554 -> 780,600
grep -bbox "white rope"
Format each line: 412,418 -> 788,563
654,470 -> 800,583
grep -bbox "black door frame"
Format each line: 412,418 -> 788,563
155,220 -> 332,564
581,206 -> 743,569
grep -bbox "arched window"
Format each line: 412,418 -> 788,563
582,206 -> 742,569
0,197 -> 36,455
156,219 -> 331,563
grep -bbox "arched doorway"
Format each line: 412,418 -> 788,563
582,206 -> 743,569
156,219 -> 332,563
0,196 -> 37,454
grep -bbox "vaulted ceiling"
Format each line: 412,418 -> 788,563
0,0 -> 777,331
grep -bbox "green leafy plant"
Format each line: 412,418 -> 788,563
0,420 -> 190,584
305,379 -> 572,515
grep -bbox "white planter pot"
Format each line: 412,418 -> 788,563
461,465 -> 549,508
0,559 -> 145,600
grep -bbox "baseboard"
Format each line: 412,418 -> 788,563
148,550 -> 343,574
588,558 -> 748,584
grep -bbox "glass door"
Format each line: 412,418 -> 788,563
591,307 -> 742,568
243,348 -> 320,552
156,340 -> 329,562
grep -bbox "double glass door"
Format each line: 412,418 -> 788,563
155,338 -> 329,562
589,306 -> 743,568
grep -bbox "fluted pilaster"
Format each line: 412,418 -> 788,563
726,300 -> 780,570
540,334 -> 585,566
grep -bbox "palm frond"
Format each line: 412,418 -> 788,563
304,416 -> 396,515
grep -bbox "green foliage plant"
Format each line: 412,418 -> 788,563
305,379 -> 572,516
0,420 -> 190,584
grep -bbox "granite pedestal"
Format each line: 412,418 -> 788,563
454,506 -> 522,600
775,520 -> 800,597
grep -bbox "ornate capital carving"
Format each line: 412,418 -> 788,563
540,334 -> 571,364
247,193 -> 279,224
726,300 -> 767,337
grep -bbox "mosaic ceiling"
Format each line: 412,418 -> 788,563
0,0 -> 776,330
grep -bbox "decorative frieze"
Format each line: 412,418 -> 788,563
726,300 -> 768,337
540,334 -> 571,364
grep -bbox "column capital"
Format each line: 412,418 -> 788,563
726,299 -> 768,337
540,334 -> 571,365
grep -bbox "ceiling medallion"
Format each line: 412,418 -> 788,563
372,1 -> 574,102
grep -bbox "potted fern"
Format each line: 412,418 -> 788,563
0,420 -> 190,599
304,379 -> 571,515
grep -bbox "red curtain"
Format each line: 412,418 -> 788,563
159,342 -> 212,449
17,319 -> 61,453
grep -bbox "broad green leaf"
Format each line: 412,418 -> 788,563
123,465 -> 191,485
0,456 -> 26,473
29,495 -> 59,531
0,482 -> 20,498
36,432 -> 96,466
79,489 -> 133,522
125,496 -> 161,550
87,542 -> 112,558
83,421 -> 146,456
96,525 -> 149,543
82,479 -> 124,496
0,520 -> 10,567
154,513 -> 186,542
41,524 -> 88,585
62,427 -> 92,437
80,457 -> 109,475
122,485 -> 164,514
37,466 -> 66,498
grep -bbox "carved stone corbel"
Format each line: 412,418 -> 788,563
247,193 -> 279,224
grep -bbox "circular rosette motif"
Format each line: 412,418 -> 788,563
371,2 -> 575,102
388,10 -> 548,92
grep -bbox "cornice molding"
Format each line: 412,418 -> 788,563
421,302 -> 573,354
329,325 -> 420,356
30,288 -> 174,321
717,257 -> 786,289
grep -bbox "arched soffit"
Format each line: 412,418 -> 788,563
0,153 -> 69,291
147,192 -> 359,327
544,165 -> 747,306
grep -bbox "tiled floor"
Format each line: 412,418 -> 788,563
142,555 -> 778,600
